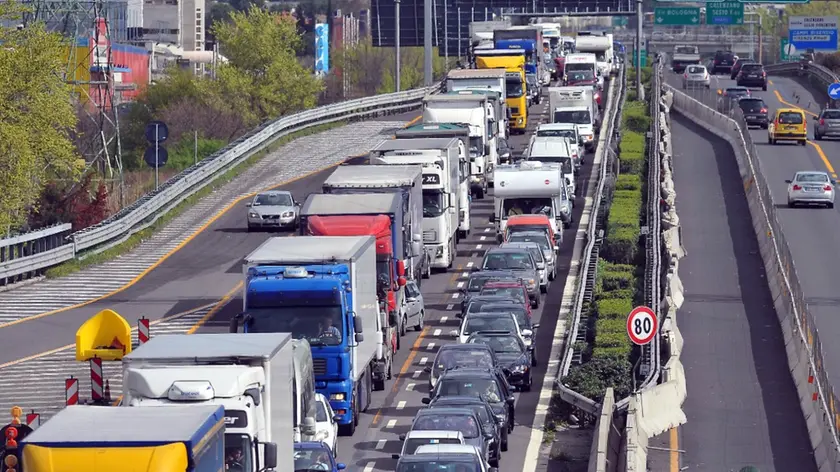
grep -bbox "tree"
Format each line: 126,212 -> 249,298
0,2 -> 81,235
211,6 -> 323,124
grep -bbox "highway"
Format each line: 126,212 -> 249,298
646,71 -> 817,471
0,78 -> 610,471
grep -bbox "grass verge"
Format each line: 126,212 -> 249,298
45,121 -> 347,279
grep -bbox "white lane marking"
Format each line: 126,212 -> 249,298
461,272 -> 469,278
387,419 -> 397,429
466,261 -> 474,268
406,382 -> 416,391
433,329 -> 442,336
445,304 -> 453,310
397,401 -> 407,410
457,282 -> 465,288
419,357 -> 428,365
427,343 -> 436,350
472,253 -> 478,258
441,316 -> 448,323
376,439 -> 387,450
523,74 -> 616,470
451,293 -> 460,299
364,462 -> 375,472
412,370 -> 421,378
476,244 -> 483,249
484,227 -> 491,232
479,236 -> 487,241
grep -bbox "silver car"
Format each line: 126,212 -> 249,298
246,190 -> 300,231
682,64 -> 710,89
501,242 -> 549,293
813,109 -> 840,140
786,171 -> 836,208
504,231 -> 557,281
404,280 -> 426,331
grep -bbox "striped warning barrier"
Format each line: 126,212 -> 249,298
65,377 -> 78,406
89,357 -> 103,402
138,317 -> 150,345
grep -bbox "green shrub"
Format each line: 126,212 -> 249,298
167,138 -> 227,171
592,346 -> 633,361
602,226 -> 640,264
596,297 -> 634,320
619,152 -> 645,175
564,356 -> 633,402
620,131 -> 645,155
596,317 -> 626,335
615,174 -> 641,191
608,193 -> 642,230
598,288 -> 636,300
599,261 -> 634,292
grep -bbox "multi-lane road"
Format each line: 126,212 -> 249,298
0,79 -> 612,471
646,71 -> 821,471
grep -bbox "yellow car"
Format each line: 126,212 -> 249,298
768,108 -> 807,146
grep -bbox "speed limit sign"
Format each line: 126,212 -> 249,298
626,306 -> 658,346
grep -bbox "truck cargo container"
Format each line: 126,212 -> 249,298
446,68 -> 509,141
474,48 -> 528,133
494,27 -> 546,83
492,161 -> 573,241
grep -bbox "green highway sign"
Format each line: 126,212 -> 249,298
654,7 -> 701,26
612,16 -> 629,27
706,1 -> 744,25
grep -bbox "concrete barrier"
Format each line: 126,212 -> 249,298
588,388 -> 621,472
666,84 -> 840,472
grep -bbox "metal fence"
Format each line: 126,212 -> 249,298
667,63 -> 840,469
0,85 -> 440,286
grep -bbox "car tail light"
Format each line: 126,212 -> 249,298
684,73 -> 688,78
714,59 -> 720,64
793,185 -> 802,191
820,118 -> 826,125
762,71 -> 767,77
825,185 -> 833,191
760,108 -> 767,113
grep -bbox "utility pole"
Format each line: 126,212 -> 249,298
636,0 -> 643,99
423,0 -> 433,85
395,0 -> 401,91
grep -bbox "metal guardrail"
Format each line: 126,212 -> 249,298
0,85 -> 440,286
765,61 -> 840,89
555,61 -> 628,417
613,31 -> 771,46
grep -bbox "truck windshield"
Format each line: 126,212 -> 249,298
246,306 -> 344,346
554,110 -> 591,125
565,63 -> 592,73
225,433 -> 253,472
595,52 -> 606,62
376,257 -> 392,286
505,78 -> 524,98
675,46 -> 695,54
469,136 -> 482,157
502,197 -> 553,218
423,190 -> 445,218
567,71 -> 594,82
536,129 -> 575,139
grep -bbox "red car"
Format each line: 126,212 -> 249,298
479,281 -> 533,320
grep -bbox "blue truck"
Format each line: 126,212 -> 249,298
495,38 -> 538,76
234,235 -> 381,437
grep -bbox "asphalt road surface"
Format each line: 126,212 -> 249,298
646,71 -> 816,471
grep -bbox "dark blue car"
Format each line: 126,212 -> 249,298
294,441 -> 346,471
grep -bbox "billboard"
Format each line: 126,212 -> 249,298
788,16 -> 838,53
315,23 -> 330,75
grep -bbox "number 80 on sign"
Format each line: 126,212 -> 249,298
626,306 -> 658,346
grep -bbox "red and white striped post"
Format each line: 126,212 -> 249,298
89,356 -> 104,403
26,410 -> 40,428
65,376 -> 79,406
138,316 -> 150,345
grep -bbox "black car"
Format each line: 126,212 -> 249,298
711,51 -> 736,74
736,63 -> 767,90
427,367 -> 517,435
470,304 -> 538,364
401,407 -> 494,466
467,331 -> 534,391
425,395 -> 506,461
396,452 -> 498,472
738,97 -> 769,129
460,270 -> 519,315
717,87 -> 751,113
425,343 -> 499,390
497,138 -> 513,164
729,57 -> 752,79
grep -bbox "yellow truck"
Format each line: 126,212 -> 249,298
474,49 -> 528,133
19,405 -> 233,472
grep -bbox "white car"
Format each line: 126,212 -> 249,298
786,171 -> 836,208
452,312 -> 522,344
314,393 -> 338,455
395,430 -> 466,457
414,443 -> 485,459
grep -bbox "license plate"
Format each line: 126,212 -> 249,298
806,187 -> 822,192
785,126 -> 797,130
749,74 -> 759,78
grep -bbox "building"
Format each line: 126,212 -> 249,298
129,0 -> 206,56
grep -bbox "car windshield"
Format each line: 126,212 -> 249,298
480,287 -> 525,301
741,64 -> 762,72
396,460 -> 482,472
796,173 -> 829,183
225,434 -> 254,472
502,197 -> 553,218
527,155 -> 573,174
412,414 -> 480,438
434,349 -> 495,373
466,275 -> 498,291
822,110 -> 840,119
437,378 -> 503,403
254,193 -> 291,206
506,78 -> 524,98
403,437 -> 464,454
568,71 -> 594,81
726,89 -> 749,98
554,110 -> 591,124
537,129 -> 575,139
738,99 -> 765,113
293,448 -> 334,472
508,233 -> 550,249
686,65 -> 705,74
463,314 -> 517,336
482,251 -> 534,270
245,306 -> 344,346
315,399 -> 329,422
479,305 -> 528,327
423,190 -> 445,217
779,112 -> 803,124
471,334 -> 524,354
676,46 -> 695,54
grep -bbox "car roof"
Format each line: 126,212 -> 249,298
777,108 -> 803,113
414,444 -> 482,455
506,214 -> 551,225
726,87 -> 748,91
470,270 -> 517,278
430,395 -> 490,405
470,294 -> 515,302
397,452 -> 481,463
485,247 -> 531,255
479,303 -> 526,310
502,241 -> 542,249
415,406 -> 477,417
295,441 -> 331,450
440,367 -> 498,379
438,343 -> 493,353
256,190 -> 292,196
405,430 -> 465,439
483,280 -> 525,288
795,171 -> 829,177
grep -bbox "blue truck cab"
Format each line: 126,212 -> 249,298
234,235 -> 381,436
495,38 -> 538,75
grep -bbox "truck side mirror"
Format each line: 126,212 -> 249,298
421,397 -> 431,404
398,276 -> 407,287
489,214 -> 495,223
337,464 -> 347,470
413,233 -> 423,243
484,144 -> 491,155
301,416 -> 317,436
355,333 -> 364,343
397,260 -> 406,277
353,314 -> 363,333
262,442 -> 278,469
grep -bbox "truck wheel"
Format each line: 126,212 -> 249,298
373,377 -> 385,391
415,310 -> 425,331
476,187 -> 485,199
422,262 -> 431,279
387,357 -> 393,380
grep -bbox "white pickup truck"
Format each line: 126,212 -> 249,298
671,45 -> 700,73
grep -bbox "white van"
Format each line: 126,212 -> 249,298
564,53 -> 602,89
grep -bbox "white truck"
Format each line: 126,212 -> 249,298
538,22 -> 562,52
422,93 -> 495,200
564,53 -> 602,90
370,138 -> 462,271
322,164 -> 427,282
469,19 -> 511,50
526,137 -> 577,202
492,161 -> 573,240
122,333 -> 305,471
549,86 -> 599,152
234,235 -> 381,436
671,45 -> 701,72
576,32 -> 613,77
446,68 -> 509,140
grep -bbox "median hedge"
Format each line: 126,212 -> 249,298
565,69 -> 652,403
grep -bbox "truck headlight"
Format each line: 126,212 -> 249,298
330,393 -> 346,401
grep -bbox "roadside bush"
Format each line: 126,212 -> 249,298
623,101 -> 651,133
564,356 -> 633,402
602,227 -> 640,265
596,297 -> 634,320
615,174 -> 641,191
